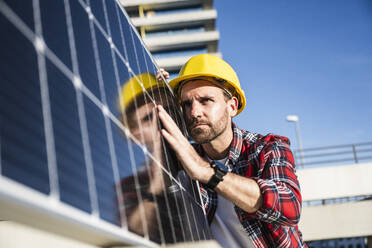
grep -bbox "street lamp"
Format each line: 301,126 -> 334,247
286,115 -> 305,167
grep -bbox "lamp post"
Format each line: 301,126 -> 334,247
286,115 -> 305,167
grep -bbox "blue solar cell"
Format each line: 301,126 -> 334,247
143,49 -> 158,76
117,12 -> 139,75
95,24 -> 118,115
105,0 -> 126,57
114,54 -> 131,118
0,13 -> 49,194
83,95 -> 119,225
69,0 -> 101,99
89,0 -> 107,33
2,0 -> 35,32
110,122 -> 132,179
131,32 -> 150,75
46,59 -> 91,213
39,0 -> 73,70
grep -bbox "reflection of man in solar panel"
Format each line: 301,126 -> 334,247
119,73 -> 165,155
157,54 -> 307,247
118,73 -> 183,243
119,72 -> 182,175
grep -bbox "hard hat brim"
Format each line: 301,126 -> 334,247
169,72 -> 246,116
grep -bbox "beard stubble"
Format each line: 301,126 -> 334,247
186,108 -> 230,144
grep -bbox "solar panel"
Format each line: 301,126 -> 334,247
0,0 -> 211,246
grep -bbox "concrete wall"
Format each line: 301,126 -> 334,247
299,199 -> 372,241
297,162 -> 372,201
298,162 -> 372,241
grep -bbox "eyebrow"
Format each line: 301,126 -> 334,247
200,95 -> 215,100
182,94 -> 215,101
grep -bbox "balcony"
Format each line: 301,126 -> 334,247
131,9 -> 216,31
143,30 -> 219,52
120,0 -> 211,11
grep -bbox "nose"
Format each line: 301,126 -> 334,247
190,101 -> 203,119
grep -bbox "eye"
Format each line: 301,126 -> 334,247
142,112 -> 153,122
200,97 -> 213,104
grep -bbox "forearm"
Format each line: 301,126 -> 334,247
197,165 -> 263,213
197,160 -> 300,225
210,170 -> 301,226
215,172 -> 263,213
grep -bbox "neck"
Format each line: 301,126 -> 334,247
202,123 -> 233,160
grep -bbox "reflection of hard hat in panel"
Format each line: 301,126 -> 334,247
119,73 -> 165,113
169,54 -> 246,115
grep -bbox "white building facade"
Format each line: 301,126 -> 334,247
121,0 -> 221,75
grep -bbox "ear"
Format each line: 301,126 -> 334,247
227,96 -> 239,117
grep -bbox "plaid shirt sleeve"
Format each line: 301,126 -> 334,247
249,134 -> 302,227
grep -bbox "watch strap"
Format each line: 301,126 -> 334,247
206,161 -> 227,190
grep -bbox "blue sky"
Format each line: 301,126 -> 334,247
214,0 -> 372,150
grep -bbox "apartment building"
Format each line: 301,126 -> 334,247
121,0 -> 221,76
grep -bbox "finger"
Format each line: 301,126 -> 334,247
156,68 -> 164,80
157,68 -> 170,80
163,71 -> 170,79
157,105 -> 184,138
160,128 -> 179,151
157,105 -> 175,127
161,128 -> 193,168
156,73 -> 163,81
161,127 -> 200,179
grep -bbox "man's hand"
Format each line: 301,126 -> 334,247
156,105 -> 213,183
157,105 -> 263,213
156,68 -> 170,81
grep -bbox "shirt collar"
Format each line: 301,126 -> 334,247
228,122 -> 243,165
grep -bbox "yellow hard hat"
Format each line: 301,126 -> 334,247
169,54 -> 246,115
119,73 -> 165,113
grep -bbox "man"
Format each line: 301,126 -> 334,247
156,54 -> 307,247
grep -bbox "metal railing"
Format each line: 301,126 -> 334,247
293,142 -> 372,167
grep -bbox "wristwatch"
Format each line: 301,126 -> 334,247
205,160 -> 228,190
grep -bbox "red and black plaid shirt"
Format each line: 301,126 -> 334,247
196,123 -> 307,247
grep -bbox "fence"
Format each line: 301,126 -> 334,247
293,142 -> 372,167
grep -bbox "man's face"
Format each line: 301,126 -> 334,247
127,89 -> 177,152
180,80 -> 234,144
